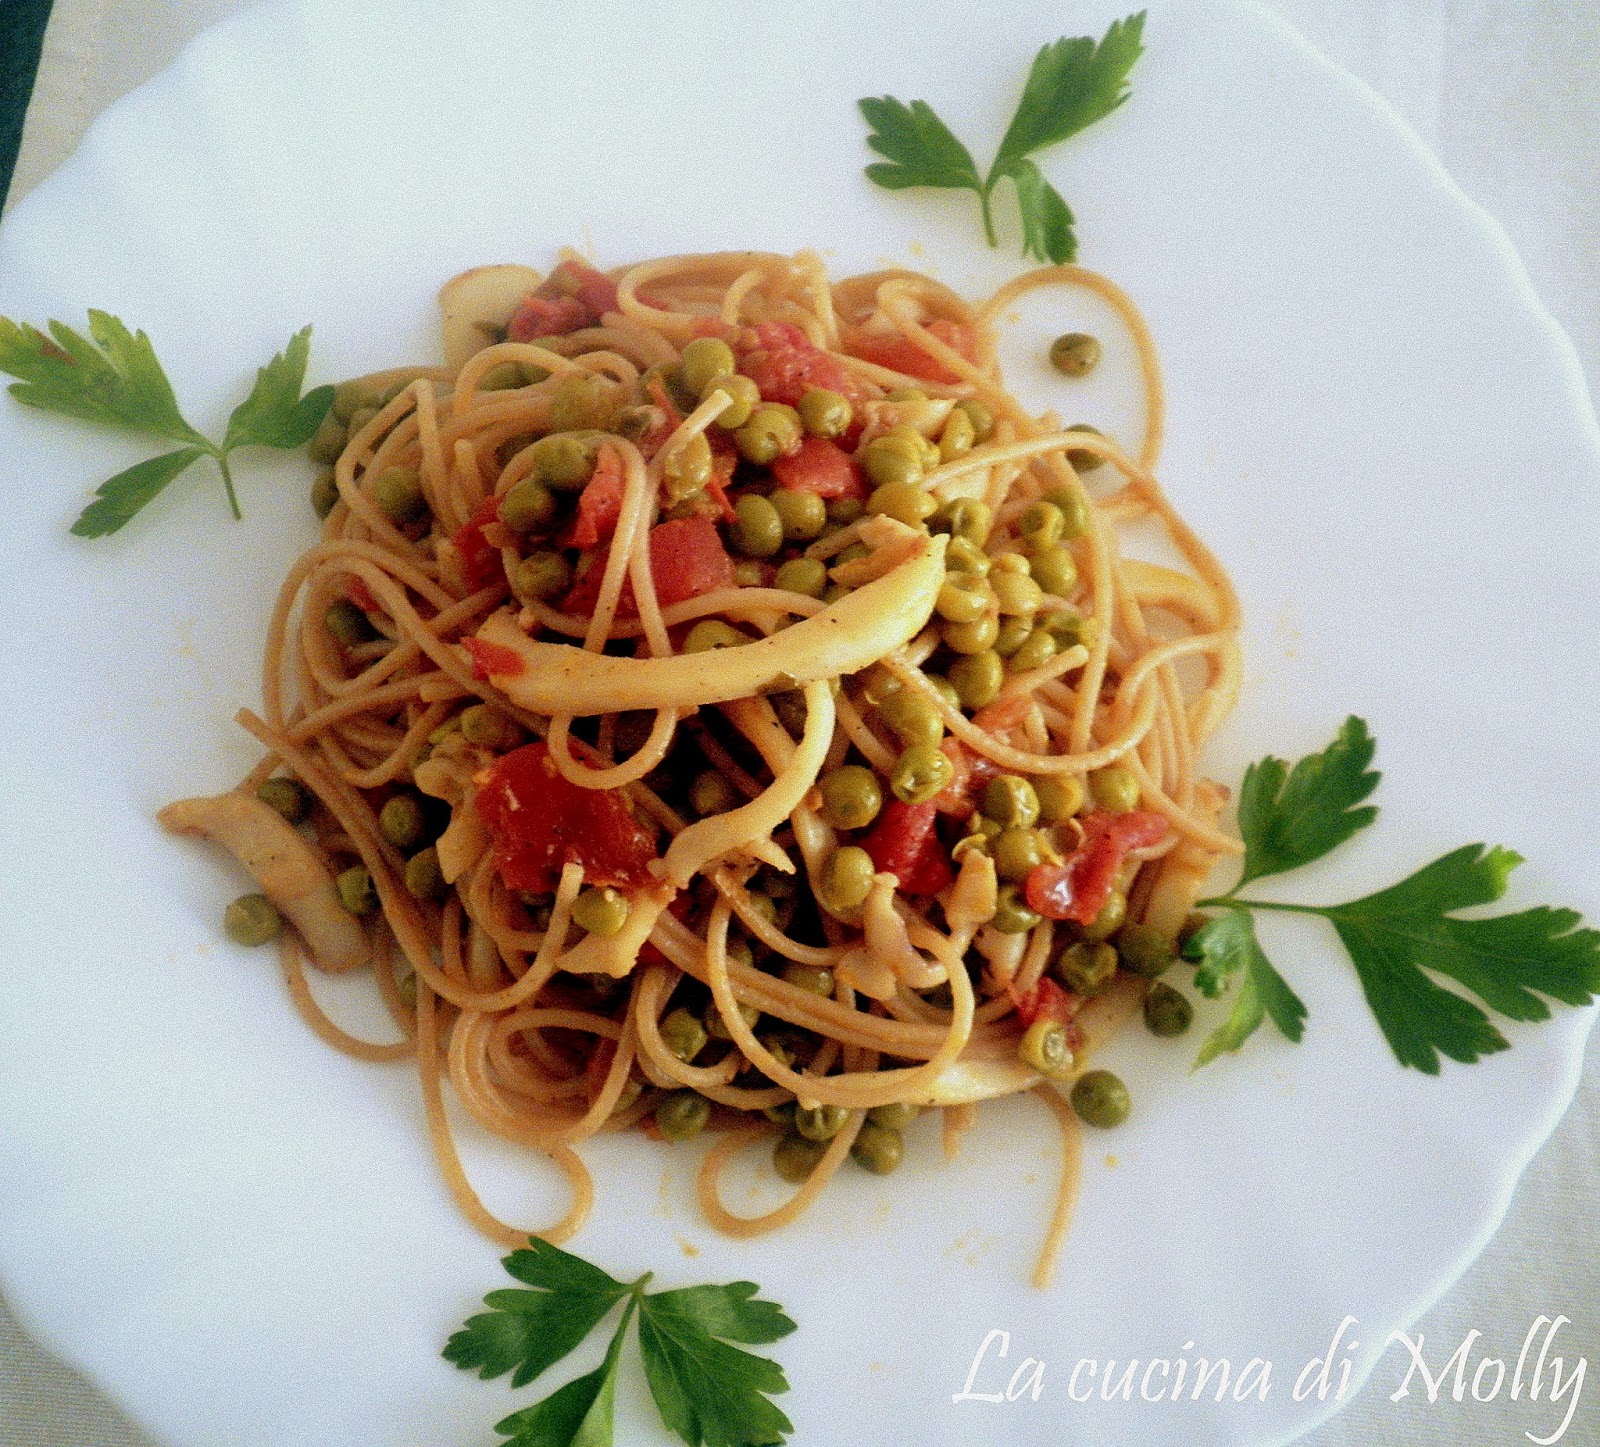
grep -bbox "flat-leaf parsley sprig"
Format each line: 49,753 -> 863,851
0,311 -> 333,536
858,12 -> 1145,264
446,1237 -> 797,1447
1187,717 -> 1600,1072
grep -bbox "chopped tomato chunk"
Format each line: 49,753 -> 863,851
844,317 -> 975,384
506,259 -> 620,341
862,800 -> 954,897
649,516 -> 735,606
740,321 -> 865,407
463,636 -> 526,680
547,257 -> 620,317
769,436 -> 865,500
477,743 -> 658,893
1013,976 -> 1073,1028
568,445 -> 627,549
452,496 -> 505,593
345,576 -> 379,614
1024,809 -> 1169,926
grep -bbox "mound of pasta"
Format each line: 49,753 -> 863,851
161,249 -> 1240,1285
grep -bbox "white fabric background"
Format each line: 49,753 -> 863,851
3,2 -> 1597,1444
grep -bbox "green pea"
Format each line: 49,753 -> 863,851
656,1090 -> 711,1141
1071,1069 -> 1130,1128
307,411 -> 348,464
1029,545 -> 1079,597
379,794 -> 426,849
732,560 -> 768,588
770,689 -> 810,735
993,827 -> 1046,882
764,1100 -> 798,1129
771,488 -> 827,542
616,404 -> 664,443
679,337 -> 736,396
936,574 -> 993,625
826,495 -> 865,526
1044,610 -> 1095,649
499,476 -> 559,535
992,570 -> 1044,616
706,373 -> 761,429
938,407 -> 976,461
1017,501 -> 1064,553
660,1007 -> 707,1063
345,404 -> 381,439
991,884 -> 1042,934
1089,764 -> 1140,814
948,650 -> 1004,710
337,865 -> 377,916
797,388 -> 852,439
795,1103 -> 850,1142
945,536 -> 991,575
867,480 -> 935,527
371,467 -> 429,527
224,893 -> 281,947
885,386 -> 928,403
1144,980 -> 1194,1037
1049,332 -> 1101,377
332,377 -> 389,423
1055,940 -> 1118,995
1017,1017 -> 1073,1078
528,432 -> 597,490
461,704 -> 526,751
774,556 -> 828,598
1066,423 -> 1106,472
929,675 -> 962,712
860,433 -> 925,490
938,496 -> 993,545
878,689 -> 945,750
690,771 -> 740,816
1041,485 -> 1092,540
479,361 -> 529,391
549,372 -> 618,433
310,468 -> 339,519
732,494 -> 784,558
773,1132 -> 827,1183
568,885 -> 628,937
1083,889 -> 1128,942
684,619 -> 750,652
944,613 -> 1001,655
403,847 -> 446,903
890,743 -> 954,805
816,765 -> 883,831
866,1100 -> 921,1129
850,1121 -> 904,1174
1117,923 -> 1176,979
704,998 -> 761,1040
663,432 -> 714,502
1007,628 -> 1058,674
325,599 -> 374,650
1035,775 -> 1084,824
735,404 -> 803,464
982,776 -> 1039,830
782,963 -> 836,998
955,399 -> 995,443
256,776 -> 312,824
512,551 -> 572,602
821,845 -> 875,913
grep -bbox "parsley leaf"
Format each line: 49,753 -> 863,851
637,1284 -> 797,1447
444,1238 -> 630,1389
1193,719 -> 1600,1073
451,1241 -> 798,1447
1236,715 -> 1380,888
858,13 -> 1145,263
1185,908 -> 1308,1067
0,310 -> 332,534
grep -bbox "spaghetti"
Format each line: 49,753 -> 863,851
160,249 -> 1241,1286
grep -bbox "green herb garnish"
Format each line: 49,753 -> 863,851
446,1237 -> 797,1447
858,13 -> 1145,263
0,311 -> 333,536
1190,717 -> 1600,1072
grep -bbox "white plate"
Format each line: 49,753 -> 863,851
2,2 -> 1597,1444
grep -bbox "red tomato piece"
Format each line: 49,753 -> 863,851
345,576 -> 379,614
862,800 -> 954,897
844,317 -> 976,384
740,322 -> 865,407
547,257 -> 620,318
452,495 -> 505,593
477,743 -> 658,893
1024,809 -> 1170,925
648,516 -> 735,607
568,446 -> 627,549
1013,976 -> 1073,1028
769,436 -> 866,500
506,294 -> 591,341
462,636 -> 526,680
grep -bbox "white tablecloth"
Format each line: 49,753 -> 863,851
4,3 -> 1597,1444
